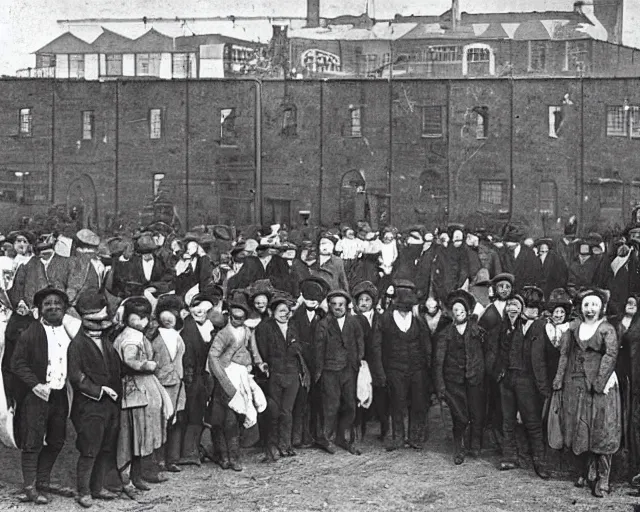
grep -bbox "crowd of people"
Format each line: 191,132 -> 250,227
2,209 -> 640,507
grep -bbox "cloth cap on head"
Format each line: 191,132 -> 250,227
326,289 -> 352,305
502,224 -> 525,243
135,233 -> 158,254
75,291 -> 108,317
521,286 -> 544,309
212,225 -> 232,241
446,289 -> 476,314
201,284 -> 224,299
35,233 -> 57,252
547,288 -> 573,313
156,294 -> 185,328
183,232 -> 202,244
33,286 -> 69,309
491,273 -> 515,287
144,221 -> 173,236
534,237 -> 554,249
352,280 -> 379,303
318,230 -> 339,246
188,292 -> 214,310
508,294 -> 525,311
7,230 -> 36,245
228,290 -> 251,316
269,290 -> 296,310
246,279 -> 275,301
199,233 -> 215,247
300,276 -> 329,302
106,236 -> 128,257
447,223 -> 465,236
585,232 -> 603,248
395,287 -> 418,307
76,229 -> 100,248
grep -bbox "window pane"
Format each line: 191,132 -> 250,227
172,53 -> 195,78
221,108 -> 237,145
468,48 -> 490,62
529,42 -> 546,71
150,109 -> 162,139
69,54 -> 85,78
19,108 -> 32,136
82,111 -> 93,140
153,173 -> 165,196
607,106 -> 627,137
105,54 -> 122,76
540,181 -> 556,215
350,108 -> 362,137
631,106 -> 640,139
428,46 -> 461,62
282,106 -> 297,136
422,106 -> 443,137
480,180 -> 503,205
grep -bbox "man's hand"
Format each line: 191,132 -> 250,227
552,376 -> 563,391
142,360 -> 157,373
16,300 -> 30,316
101,386 -> 118,401
258,362 -> 269,378
32,383 -> 50,401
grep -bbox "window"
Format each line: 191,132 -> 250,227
265,198 -> 291,226
136,53 -> 161,76
282,106 -> 297,137
428,45 -> 461,62
381,53 -> 392,67
19,108 -> 32,136
480,180 -> 505,205
349,107 -> 362,137
421,106 -> 443,138
607,106 -> 628,137
630,106 -> 640,139
82,111 -> 94,140
220,108 -> 237,146
528,41 -> 547,72
69,54 -> 85,78
153,173 -> 165,196
565,41 -> 588,72
105,54 -> 122,76
467,47 -> 490,63
172,53 -> 196,78
474,106 -> 488,139
548,106 -> 564,138
149,109 -> 162,139
363,54 -> 378,74
540,181 -> 557,216
40,54 -> 56,68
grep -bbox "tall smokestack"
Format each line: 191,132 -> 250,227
307,0 -> 320,28
452,0 -> 460,31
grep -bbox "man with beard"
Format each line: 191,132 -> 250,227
374,280 -> 431,451
535,238 -> 568,301
67,230 -> 105,310
309,233 -> 349,293
435,289 -> 486,465
479,273 -> 515,448
67,291 -> 124,508
495,286 -> 550,479
315,290 -> 364,455
291,276 -> 328,448
10,287 -> 75,504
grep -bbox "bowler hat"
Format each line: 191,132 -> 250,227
134,233 -> 157,254
300,276 -> 329,302
534,238 -> 554,249
75,291 -> 108,317
491,273 -> 515,287
521,286 -> 544,309
326,289 -> 352,304
269,290 -> 296,310
395,287 -> 418,307
228,290 -> 251,316
446,289 -> 476,314
547,288 -> 573,313
33,286 -> 69,309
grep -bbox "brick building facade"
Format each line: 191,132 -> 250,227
1,77 -> 640,235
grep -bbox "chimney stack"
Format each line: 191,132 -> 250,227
307,0 -> 320,28
452,0 -> 461,31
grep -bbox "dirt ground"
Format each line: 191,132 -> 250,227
0,404 -> 639,512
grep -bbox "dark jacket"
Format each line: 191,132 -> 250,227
67,330 -> 123,415
567,255 -> 602,290
290,306 -> 324,375
255,318 -> 303,376
10,321 -> 52,402
355,311 -> 384,385
435,319 -> 485,392
180,315 -> 213,423
478,302 -> 506,377
495,318 -> 550,397
9,254 -> 70,309
315,314 -> 364,378
309,255 -> 349,293
175,255 -> 214,298
115,254 -> 174,297
539,251 -> 568,300
501,244 -> 541,291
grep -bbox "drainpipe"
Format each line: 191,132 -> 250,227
255,79 -> 263,226
319,80 -> 324,223
50,81 -> 56,204
115,81 -> 119,215
508,77 -> 514,222
579,77 -> 585,234
185,78 -> 190,228
387,43 -> 393,223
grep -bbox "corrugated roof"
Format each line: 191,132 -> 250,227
35,31 -> 95,54
289,22 -> 417,41
129,28 -> 174,52
401,23 -> 477,40
91,27 -> 133,52
175,33 -> 262,51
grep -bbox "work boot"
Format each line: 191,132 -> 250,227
228,435 -> 243,472
21,486 -> 48,505
453,432 -> 465,465
593,455 -> 611,498
533,460 -> 551,480
178,425 -> 202,466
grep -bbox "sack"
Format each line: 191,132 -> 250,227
356,361 -> 373,409
547,390 -> 564,450
121,376 -> 149,409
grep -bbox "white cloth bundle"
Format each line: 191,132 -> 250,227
225,362 -> 267,428
357,360 -> 373,409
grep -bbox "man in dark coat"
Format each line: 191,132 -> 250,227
67,291 -> 124,507
315,290 -> 364,455
113,233 -> 173,297
435,289 -> 486,465
373,280 -> 432,451
414,232 -> 437,298
352,280 -> 387,441
67,229 -> 105,308
599,233 -> 640,316
10,287 -> 75,504
495,286 -> 550,479
535,238 -> 568,300
439,225 -> 470,295
478,272 -> 515,448
500,226 -> 541,291
291,276 -> 327,447
567,235 -> 602,293
309,233 -> 350,293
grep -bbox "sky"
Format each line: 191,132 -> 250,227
1,0 -> 639,75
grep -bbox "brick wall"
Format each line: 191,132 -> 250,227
2,77 -> 640,237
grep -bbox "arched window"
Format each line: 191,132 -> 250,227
462,43 -> 495,76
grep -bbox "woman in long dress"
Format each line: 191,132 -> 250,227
552,289 -> 621,498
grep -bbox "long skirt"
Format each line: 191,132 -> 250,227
117,374 -> 172,472
562,374 -> 621,455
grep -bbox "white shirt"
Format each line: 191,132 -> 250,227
393,310 -> 412,333
43,323 -> 71,390
362,309 -> 374,327
142,257 -> 154,282
159,328 -> 180,360
337,316 -> 346,331
513,244 -> 521,260
306,309 -> 316,323
539,253 -> 547,265
522,319 -> 534,335
196,319 -> 214,343
494,300 -> 507,318
90,258 -> 105,287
